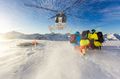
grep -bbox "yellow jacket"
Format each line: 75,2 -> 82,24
89,32 -> 102,46
80,39 -> 90,46
89,32 -> 98,40
88,33 -> 92,39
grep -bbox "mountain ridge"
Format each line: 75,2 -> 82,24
1,31 -> 120,41
1,31 -> 69,41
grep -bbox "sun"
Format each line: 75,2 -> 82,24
0,14 -> 13,33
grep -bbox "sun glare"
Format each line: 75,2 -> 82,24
0,14 -> 13,33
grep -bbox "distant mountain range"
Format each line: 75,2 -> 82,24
1,31 -> 69,41
1,31 -> 120,41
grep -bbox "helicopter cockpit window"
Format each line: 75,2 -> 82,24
55,13 -> 66,23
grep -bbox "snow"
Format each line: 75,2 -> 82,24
0,39 -> 120,79
104,33 -> 120,41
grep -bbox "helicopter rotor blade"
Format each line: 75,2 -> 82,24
67,14 -> 83,19
67,13 -> 92,22
63,0 -> 83,12
48,15 -> 57,19
24,3 -> 58,13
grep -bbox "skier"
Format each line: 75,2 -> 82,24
80,30 -> 90,55
89,29 -> 102,49
70,31 -> 81,50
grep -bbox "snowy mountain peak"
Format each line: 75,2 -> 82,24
5,31 -> 24,35
104,33 -> 120,40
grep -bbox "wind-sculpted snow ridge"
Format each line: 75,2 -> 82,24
0,40 -> 120,79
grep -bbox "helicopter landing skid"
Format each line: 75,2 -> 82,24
49,23 -> 66,32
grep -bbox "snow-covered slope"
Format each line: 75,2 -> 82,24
0,40 -> 120,79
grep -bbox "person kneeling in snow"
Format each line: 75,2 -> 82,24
70,31 -> 81,50
89,29 -> 104,50
80,30 -> 90,56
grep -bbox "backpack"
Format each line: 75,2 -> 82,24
81,31 -> 88,39
70,34 -> 76,43
97,32 -> 104,43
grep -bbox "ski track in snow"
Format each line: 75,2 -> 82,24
0,40 -> 120,79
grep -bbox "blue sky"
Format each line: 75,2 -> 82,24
0,0 -> 120,34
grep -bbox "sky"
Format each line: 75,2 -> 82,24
0,0 -> 120,34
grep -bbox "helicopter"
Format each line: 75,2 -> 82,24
24,0 -> 120,33
24,0 -> 83,32
48,11 -> 67,31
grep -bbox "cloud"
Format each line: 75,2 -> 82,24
100,6 -> 120,14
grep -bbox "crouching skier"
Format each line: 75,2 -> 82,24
70,31 -> 81,50
80,30 -> 90,56
89,29 -> 104,50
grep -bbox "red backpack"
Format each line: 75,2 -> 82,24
70,34 -> 76,43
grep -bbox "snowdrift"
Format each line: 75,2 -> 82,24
0,40 -> 120,79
